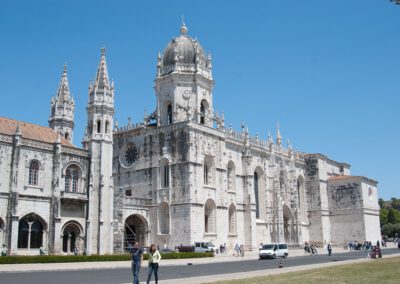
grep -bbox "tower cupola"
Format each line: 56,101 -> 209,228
155,23 -> 214,127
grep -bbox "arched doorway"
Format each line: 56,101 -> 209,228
124,215 -> 148,251
283,205 -> 293,244
62,222 -> 82,253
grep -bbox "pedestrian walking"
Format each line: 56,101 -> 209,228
234,243 -> 240,257
146,244 -> 161,284
327,243 -> 332,256
131,242 -> 144,284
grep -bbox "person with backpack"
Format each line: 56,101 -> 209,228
131,242 -> 143,284
146,244 -> 161,284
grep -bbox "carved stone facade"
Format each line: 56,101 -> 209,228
0,48 -> 114,255
112,24 -> 381,252
0,24 -> 381,255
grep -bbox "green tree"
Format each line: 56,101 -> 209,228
380,208 -> 388,226
382,223 -> 394,237
379,198 -> 385,209
394,223 -> 400,239
388,208 -> 397,224
390,198 -> 400,211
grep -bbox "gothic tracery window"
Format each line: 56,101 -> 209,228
65,165 -> 80,193
28,161 -> 39,186
17,214 -> 45,249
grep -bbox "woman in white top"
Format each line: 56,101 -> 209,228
146,244 -> 161,284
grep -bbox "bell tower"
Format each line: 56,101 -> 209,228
49,64 -> 75,142
155,23 -> 214,127
82,47 -> 114,255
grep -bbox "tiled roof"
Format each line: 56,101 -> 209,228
328,175 -> 360,181
0,117 -> 75,147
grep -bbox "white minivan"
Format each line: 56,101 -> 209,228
194,242 -> 216,253
259,243 -> 288,259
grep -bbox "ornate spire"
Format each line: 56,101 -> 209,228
49,64 -> 75,142
56,63 -> 71,102
276,123 -> 282,146
94,47 -> 110,90
268,130 -> 273,143
180,16 -> 188,35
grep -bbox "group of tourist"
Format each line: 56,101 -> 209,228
346,240 -> 380,251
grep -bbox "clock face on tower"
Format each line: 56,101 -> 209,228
120,143 -> 138,168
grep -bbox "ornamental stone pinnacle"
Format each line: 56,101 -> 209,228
49,64 -> 75,142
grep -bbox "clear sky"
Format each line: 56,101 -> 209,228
0,0 -> 399,200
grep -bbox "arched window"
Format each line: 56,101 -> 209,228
29,161 -> 39,186
64,132 -> 69,140
160,159 -> 170,188
204,156 -> 214,186
72,171 -> 78,192
65,170 -> 71,192
167,104 -> 173,125
97,120 -> 101,134
30,221 -> 43,249
65,165 -> 81,193
204,199 -> 216,233
17,220 -> 29,248
105,120 -> 110,133
159,203 -> 170,235
204,164 -> 209,185
228,204 -> 237,235
227,161 -> 235,191
17,214 -> 46,249
254,172 -> 260,219
200,100 -> 209,125
297,176 -> 306,221
254,167 -> 265,220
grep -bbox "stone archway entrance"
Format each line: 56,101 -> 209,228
283,205 -> 293,244
62,222 -> 82,253
124,215 -> 147,250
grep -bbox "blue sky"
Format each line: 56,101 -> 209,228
0,0 -> 399,200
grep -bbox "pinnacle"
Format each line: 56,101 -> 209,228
94,47 -> 110,90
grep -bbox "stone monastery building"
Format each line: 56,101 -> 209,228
0,24 -> 381,255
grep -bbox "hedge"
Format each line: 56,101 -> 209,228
0,252 -> 214,265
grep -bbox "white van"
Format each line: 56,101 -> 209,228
194,242 -> 216,253
259,243 -> 288,259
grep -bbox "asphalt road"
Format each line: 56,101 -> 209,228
1,248 -> 398,284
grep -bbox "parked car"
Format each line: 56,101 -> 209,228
259,243 -> 288,259
194,242 -> 216,253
